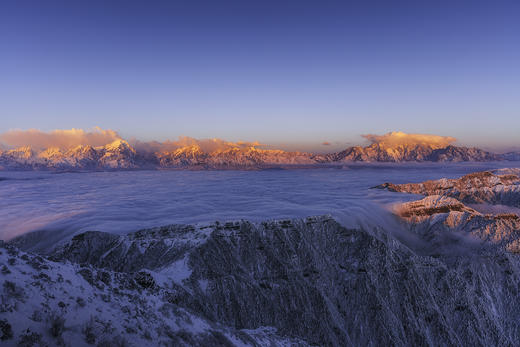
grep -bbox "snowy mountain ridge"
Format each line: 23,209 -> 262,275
0,139 -> 509,171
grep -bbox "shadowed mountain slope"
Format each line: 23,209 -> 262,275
6,216 -> 518,346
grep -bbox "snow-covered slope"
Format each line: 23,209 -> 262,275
0,239 -> 305,346
6,216 -> 520,346
0,140 -> 145,170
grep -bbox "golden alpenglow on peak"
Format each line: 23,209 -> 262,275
362,131 -> 457,150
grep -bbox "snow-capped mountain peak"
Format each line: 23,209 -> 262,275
0,132 -> 513,171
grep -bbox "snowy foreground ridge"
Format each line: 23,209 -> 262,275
2,216 -> 520,345
0,138 -> 512,170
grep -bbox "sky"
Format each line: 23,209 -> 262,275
1,0 -> 519,152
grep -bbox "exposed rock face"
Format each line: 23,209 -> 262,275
396,195 -> 520,253
14,216 -> 515,346
376,170 -> 520,206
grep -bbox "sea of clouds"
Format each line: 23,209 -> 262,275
1,162 -> 517,252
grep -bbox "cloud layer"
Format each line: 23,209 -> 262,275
0,128 -> 458,153
0,127 -> 122,150
362,131 -> 456,149
0,127 -> 268,153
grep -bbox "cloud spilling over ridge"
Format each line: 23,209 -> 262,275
362,131 -> 456,149
0,127 -> 270,154
0,127 -> 122,150
132,136 -> 265,153
0,127 -> 460,153
168,136 -> 263,152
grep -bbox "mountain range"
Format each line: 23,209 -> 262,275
0,139 -> 515,171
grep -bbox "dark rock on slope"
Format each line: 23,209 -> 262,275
0,239 -> 304,347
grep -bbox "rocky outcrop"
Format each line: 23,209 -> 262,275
20,216 -> 519,346
378,169 -> 520,254
396,195 -> 520,253
376,170 -> 520,206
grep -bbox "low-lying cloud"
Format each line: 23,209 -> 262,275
363,131 -> 456,149
0,127 -> 122,150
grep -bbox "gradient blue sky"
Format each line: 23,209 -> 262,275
1,0 -> 519,152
